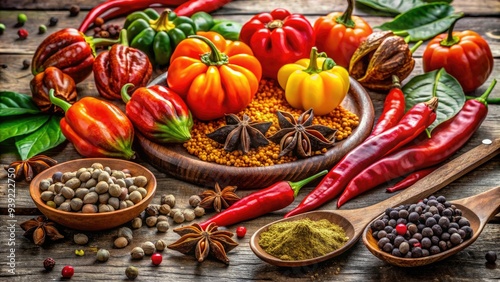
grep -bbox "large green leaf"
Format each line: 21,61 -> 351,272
356,0 -> 425,15
403,68 -> 465,135
0,91 -> 40,116
15,115 -> 66,160
376,3 -> 461,41
0,114 -> 50,142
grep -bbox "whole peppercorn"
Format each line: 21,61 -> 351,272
22,59 -> 30,70
0,23 -> 5,35
74,233 -> 89,245
151,253 -> 162,266
130,247 -> 145,260
49,17 -> 58,26
61,265 -> 74,278
43,257 -> 55,271
17,28 -> 28,39
69,5 -> 80,17
125,265 -> 139,279
161,194 -> 176,208
38,24 -> 47,34
155,239 -> 167,251
94,17 -> 105,27
96,249 -> 110,262
17,13 -> 27,26
189,195 -> 201,207
485,251 -> 497,264
236,226 -> 247,238
141,241 -> 156,255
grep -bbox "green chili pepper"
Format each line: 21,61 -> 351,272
123,8 -> 196,66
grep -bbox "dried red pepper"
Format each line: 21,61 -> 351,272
337,79 -> 496,206
239,8 -> 315,80
93,29 -> 153,100
175,0 -> 232,17
49,89 -> 135,159
198,170 -> 327,230
121,83 -> 193,143
385,167 -> 436,193
31,28 -> 114,84
78,0 -> 188,33
285,97 -> 438,217
30,66 -> 77,114
368,75 -> 405,138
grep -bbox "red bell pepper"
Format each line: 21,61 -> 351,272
49,89 -> 135,159
93,29 -> 153,100
239,8 -> 315,80
121,83 -> 193,143
31,28 -> 114,84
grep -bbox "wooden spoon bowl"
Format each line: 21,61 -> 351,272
250,138 -> 500,267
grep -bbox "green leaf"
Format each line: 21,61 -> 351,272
376,3 -> 461,41
0,114 -> 50,142
356,0 -> 425,15
15,115 -> 66,160
403,68 -> 465,134
0,91 -> 41,116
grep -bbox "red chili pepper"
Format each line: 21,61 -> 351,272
78,0 -> 188,33
368,75 -> 405,138
285,97 -> 439,217
198,170 -> 327,230
337,79 -> 496,206
385,166 -> 436,193
174,0 -> 232,17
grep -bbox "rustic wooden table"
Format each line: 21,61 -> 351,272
1,0 -> 499,281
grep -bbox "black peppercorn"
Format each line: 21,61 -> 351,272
485,251 -> 497,264
49,17 -> 58,26
69,5 -> 80,17
22,59 -> 30,70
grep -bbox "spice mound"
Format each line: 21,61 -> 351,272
183,79 -> 359,167
258,218 -> 349,261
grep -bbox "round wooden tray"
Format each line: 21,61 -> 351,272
137,74 -> 374,189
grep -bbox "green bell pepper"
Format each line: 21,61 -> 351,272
123,8 -> 197,66
190,12 -> 242,41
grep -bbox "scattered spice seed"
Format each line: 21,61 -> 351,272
151,253 -> 163,265
0,23 -> 5,35
125,265 -> 139,279
61,265 -> 74,278
485,251 -> 497,264
38,24 -> 47,34
43,257 -> 55,271
69,5 -> 80,17
22,59 -> 30,70
236,226 -> 247,238
74,249 -> 84,256
17,14 -> 27,26
49,17 -> 58,26
17,28 -> 28,39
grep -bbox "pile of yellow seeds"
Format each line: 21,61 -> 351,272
183,79 -> 360,167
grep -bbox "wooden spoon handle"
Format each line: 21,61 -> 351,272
453,186 -> 500,223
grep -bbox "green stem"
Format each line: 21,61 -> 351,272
302,47 -> 325,74
440,12 -> 464,47
409,40 -> 423,54
189,35 -> 228,66
289,170 -> 328,197
48,88 -> 71,112
336,0 -> 355,28
150,9 -> 175,32
474,79 -> 497,105
121,83 -> 134,103
117,29 -> 129,47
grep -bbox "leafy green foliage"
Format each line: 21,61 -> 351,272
0,91 -> 40,116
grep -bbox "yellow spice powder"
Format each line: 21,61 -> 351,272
183,79 -> 360,167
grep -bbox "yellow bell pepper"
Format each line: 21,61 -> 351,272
277,47 -> 350,116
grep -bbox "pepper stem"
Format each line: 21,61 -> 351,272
336,0 -> 356,28
391,75 -> 401,89
409,40 -> 423,54
188,35 -> 229,66
289,170 -> 328,198
121,83 -> 134,103
86,35 -> 120,57
150,9 -> 176,32
48,88 -> 72,112
117,29 -> 129,47
303,47 -> 329,74
440,12 -> 464,47
475,79 -> 497,105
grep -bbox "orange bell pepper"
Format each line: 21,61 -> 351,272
166,31 -> 262,121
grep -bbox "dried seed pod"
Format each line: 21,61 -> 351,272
156,221 -> 169,232
130,247 -> 145,259
155,239 -> 167,251
114,236 -> 129,248
141,241 -> 156,255
131,217 -> 142,229
349,31 -> 415,92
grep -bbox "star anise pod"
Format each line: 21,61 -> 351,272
268,109 -> 337,158
4,155 -> 57,182
206,113 -> 272,154
199,183 -> 240,213
167,222 -> 238,264
20,215 -> 64,246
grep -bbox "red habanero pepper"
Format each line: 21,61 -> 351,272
93,29 -> 153,100
198,170 -> 327,230
337,79 -> 496,207
175,0 -> 232,17
78,0 -> 188,33
49,89 -> 135,159
368,75 -> 405,138
285,97 -> 438,217
385,166 -> 437,193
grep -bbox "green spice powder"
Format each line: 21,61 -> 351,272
258,218 -> 349,261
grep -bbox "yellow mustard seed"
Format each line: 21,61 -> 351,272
183,79 -> 360,167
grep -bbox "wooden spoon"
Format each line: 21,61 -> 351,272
249,138 -> 500,267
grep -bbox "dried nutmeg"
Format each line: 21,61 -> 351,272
349,31 -> 416,92
30,66 -> 77,114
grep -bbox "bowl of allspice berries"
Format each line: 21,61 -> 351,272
29,158 -> 157,231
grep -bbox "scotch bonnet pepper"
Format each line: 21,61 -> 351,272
121,83 -> 193,143
93,29 -> 153,100
123,8 -> 197,66
277,47 -> 350,116
31,28 -> 113,84
167,32 -> 262,121
49,89 -> 135,159
30,66 -> 77,114
239,8 -> 315,80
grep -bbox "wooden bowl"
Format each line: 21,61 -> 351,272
138,74 -> 374,189
29,158 -> 156,231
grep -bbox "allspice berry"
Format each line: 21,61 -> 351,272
145,216 -> 158,227
130,247 -> 144,260
96,249 -> 110,262
173,211 -> 185,224
114,236 -> 129,248
159,204 -> 171,215
156,221 -> 169,233
183,209 -> 196,222
141,241 -> 156,255
155,240 -> 167,251
189,195 -> 201,207
194,206 -> 205,217
130,217 -> 142,229
125,265 -> 139,279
